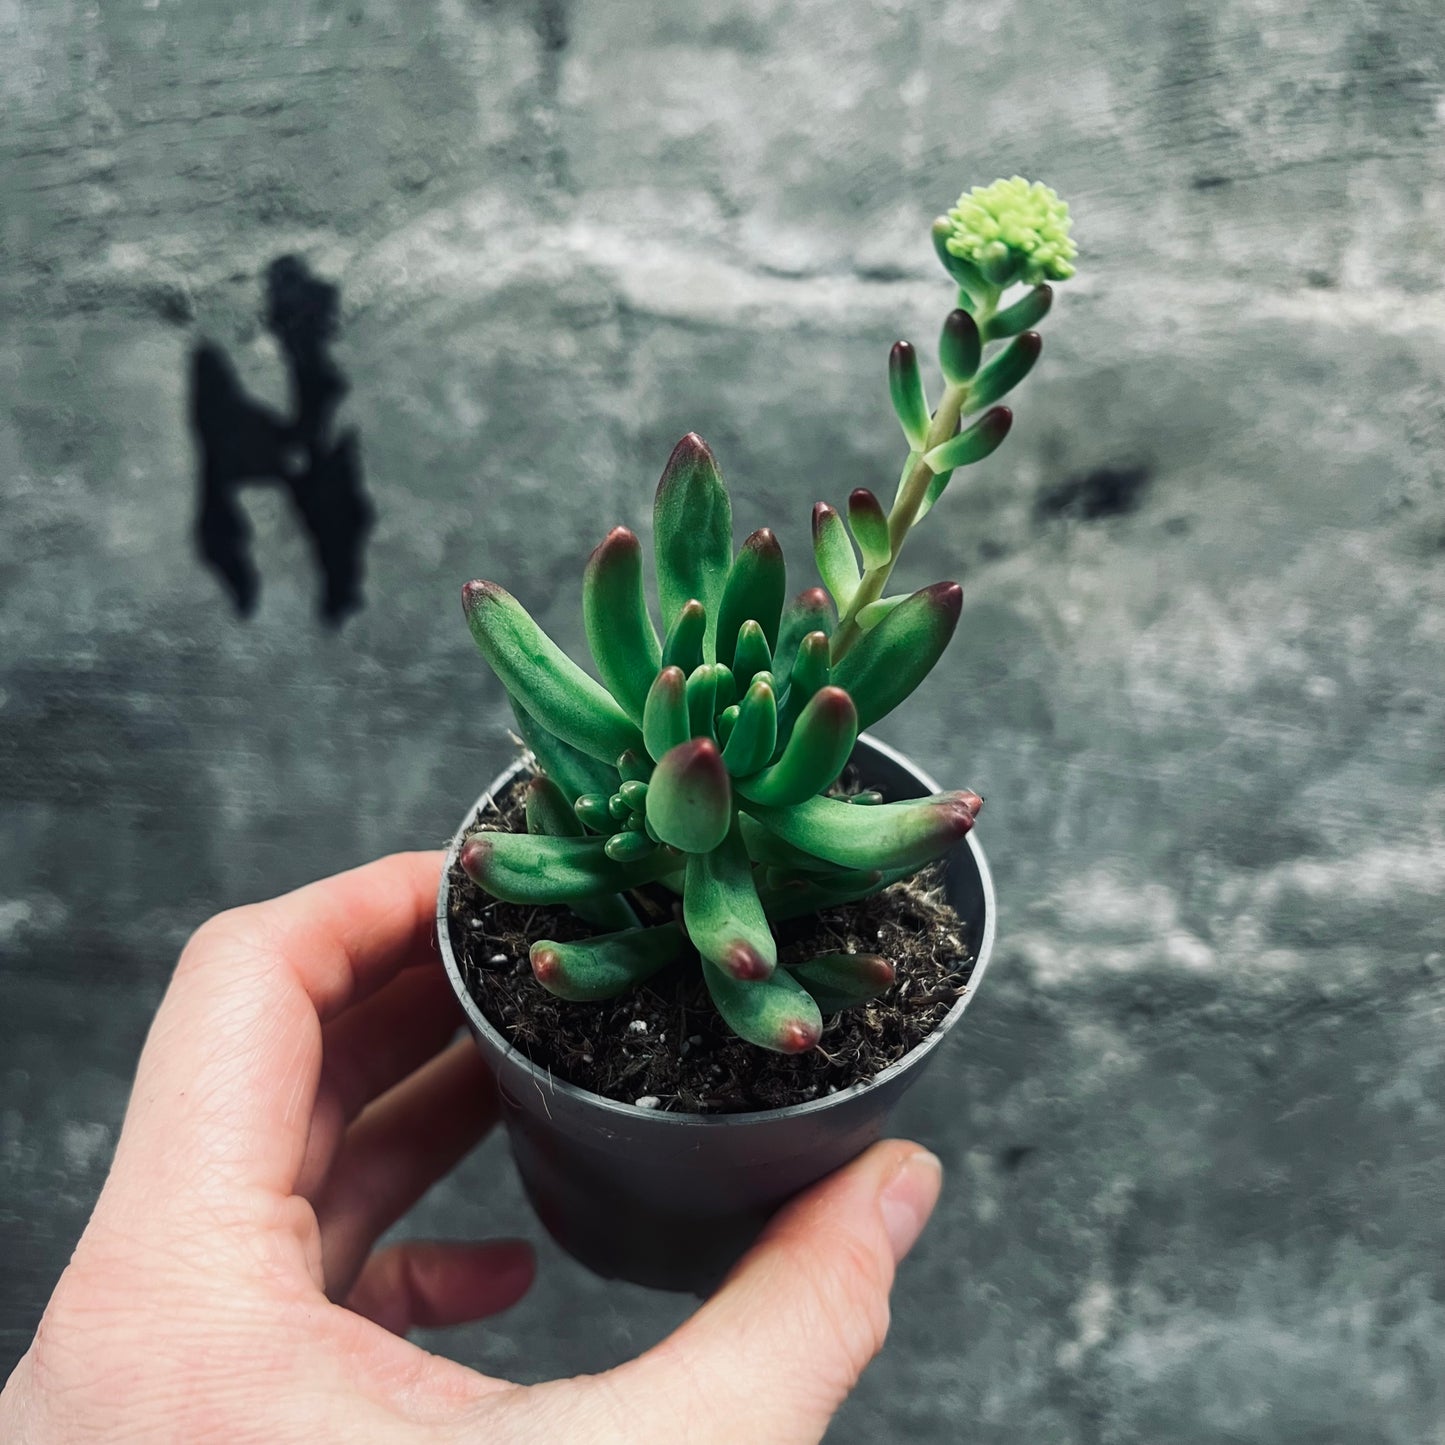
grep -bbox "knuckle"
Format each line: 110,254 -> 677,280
178,909 -> 248,971
176,905 -> 284,981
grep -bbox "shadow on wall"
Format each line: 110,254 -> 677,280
188,256 -> 374,627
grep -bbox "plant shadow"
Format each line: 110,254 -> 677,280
188,256 -> 374,626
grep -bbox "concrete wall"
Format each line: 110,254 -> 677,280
3,2 -> 1444,1439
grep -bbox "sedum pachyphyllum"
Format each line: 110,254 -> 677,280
460,179 -> 1074,1054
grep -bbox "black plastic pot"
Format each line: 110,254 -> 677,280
436,732 -> 996,1294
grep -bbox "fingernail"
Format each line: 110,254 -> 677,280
879,1148 -> 943,1262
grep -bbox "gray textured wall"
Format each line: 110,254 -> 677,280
4,2 -> 1445,1440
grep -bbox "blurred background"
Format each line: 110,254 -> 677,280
3,1 -> 1444,1439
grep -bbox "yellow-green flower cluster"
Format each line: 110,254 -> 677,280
944,176 -> 1077,285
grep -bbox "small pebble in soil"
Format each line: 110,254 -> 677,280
634,1095 -> 661,1110
489,953 -> 508,966
627,1019 -> 648,1034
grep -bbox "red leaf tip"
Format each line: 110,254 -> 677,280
941,801 -> 978,839
668,432 -> 714,465
530,946 -> 561,985
723,941 -> 771,982
777,1017 -> 822,1054
459,835 -> 492,880
590,525 -> 640,561
811,685 -> 857,721
672,734 -> 722,767
742,526 -> 782,560
461,579 -> 501,616
925,580 -> 964,619
864,956 -> 896,988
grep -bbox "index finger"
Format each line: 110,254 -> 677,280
113,851 -> 452,1206
185,848 -> 447,1021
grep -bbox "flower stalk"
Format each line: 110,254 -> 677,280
830,177 -> 1075,662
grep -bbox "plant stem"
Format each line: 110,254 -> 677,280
829,382 -> 964,661
831,289 -> 999,664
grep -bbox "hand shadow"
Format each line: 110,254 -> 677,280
188,256 -> 374,627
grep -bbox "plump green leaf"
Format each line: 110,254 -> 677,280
715,528 -> 787,671
604,830 -> 656,863
683,819 -> 776,980
661,597 -> 707,675
980,243 -> 1022,287
758,867 -> 896,921
939,308 -> 982,384
716,703 -> 740,748
922,406 -> 1012,474
967,331 -> 1041,409
736,686 -> 857,806
785,952 -> 895,1013
712,663 -> 737,710
686,663 -> 718,740
509,698 -> 616,804
530,923 -> 683,1002
643,665 -> 690,762
464,581 -> 643,763
700,957 -> 821,1053
846,488 -> 890,571
528,776 -> 638,930
855,594 -> 909,631
830,581 -> 962,729
525,775 -> 583,838
983,284 -> 1052,341
745,791 -> 976,873
737,813 -> 834,871
460,830 -> 679,903
931,217 -> 991,303
915,466 -> 954,522
732,619 -> 772,688
573,793 -> 612,832
775,629 -> 831,748
811,503 -> 860,611
654,434 -> 732,651
888,340 -> 930,450
583,527 -> 661,723
616,748 -> 652,784
721,678 -> 778,777
773,588 -> 835,683
647,738 -> 732,853
619,779 -> 649,811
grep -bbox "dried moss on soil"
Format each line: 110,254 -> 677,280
446,774 -> 977,1114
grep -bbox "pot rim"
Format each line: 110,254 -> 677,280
436,731 -> 997,1128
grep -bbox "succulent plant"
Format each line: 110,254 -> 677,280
459,180 -> 1074,1053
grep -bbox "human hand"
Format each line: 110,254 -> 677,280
0,852 -> 942,1444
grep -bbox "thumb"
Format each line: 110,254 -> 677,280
617,1139 -> 942,1445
